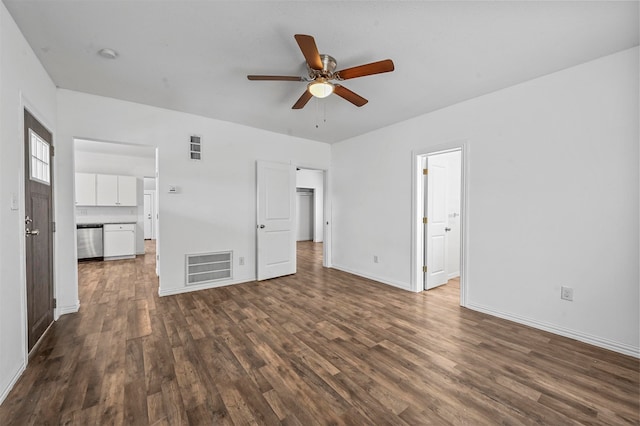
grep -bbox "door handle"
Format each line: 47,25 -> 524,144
258,224 -> 265,229
26,228 -> 40,236
444,227 -> 451,232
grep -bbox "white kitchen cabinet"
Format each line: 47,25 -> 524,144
96,174 -> 118,205
96,174 -> 137,206
103,223 -> 136,259
75,173 -> 96,206
117,176 -> 137,206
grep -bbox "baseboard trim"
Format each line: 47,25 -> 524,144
159,277 -> 255,297
466,302 -> 640,358
57,300 -> 80,317
0,361 -> 26,405
331,264 -> 411,292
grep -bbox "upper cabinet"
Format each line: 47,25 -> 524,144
116,175 -> 137,206
75,173 -> 97,206
96,174 -> 137,206
76,173 -> 137,206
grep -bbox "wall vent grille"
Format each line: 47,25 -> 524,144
189,135 -> 201,160
185,251 -> 232,285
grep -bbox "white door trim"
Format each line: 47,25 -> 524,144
411,141 -> 469,307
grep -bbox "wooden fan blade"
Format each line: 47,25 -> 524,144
336,59 -> 395,80
334,85 -> 368,107
294,34 -> 323,70
247,75 -> 304,81
292,90 -> 313,109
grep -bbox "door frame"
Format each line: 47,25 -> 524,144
411,141 -> 468,306
20,98 -> 57,359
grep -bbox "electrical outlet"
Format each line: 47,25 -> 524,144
374,255 -> 379,263
239,256 -> 245,266
561,286 -> 574,301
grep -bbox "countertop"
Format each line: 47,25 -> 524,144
77,222 -> 137,227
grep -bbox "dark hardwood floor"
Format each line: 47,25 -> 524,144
1,240 -> 638,425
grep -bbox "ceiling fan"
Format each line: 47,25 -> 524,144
247,34 -> 395,109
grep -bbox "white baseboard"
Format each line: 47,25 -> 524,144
0,361 -> 26,405
448,272 -> 460,280
331,264 -> 411,292
466,302 -> 640,358
158,277 -> 255,297
57,300 -> 80,317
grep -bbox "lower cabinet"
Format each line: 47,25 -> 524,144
103,224 -> 136,259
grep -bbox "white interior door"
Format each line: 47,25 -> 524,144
257,161 -> 296,280
425,154 -> 448,289
143,193 -> 152,239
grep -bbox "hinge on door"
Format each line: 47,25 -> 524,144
50,146 -> 55,157
422,217 -> 428,224
52,221 -> 56,232
423,266 -> 428,273
423,168 -> 428,175
53,298 -> 57,308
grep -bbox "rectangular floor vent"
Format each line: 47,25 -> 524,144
186,251 -> 232,285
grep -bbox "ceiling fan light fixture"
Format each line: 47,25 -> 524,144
308,79 -> 334,98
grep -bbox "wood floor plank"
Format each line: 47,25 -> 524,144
0,240 -> 637,425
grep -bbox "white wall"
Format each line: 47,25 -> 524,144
74,149 -> 155,177
0,3 -> 58,403
296,168 -> 324,242
331,47 -> 639,356
56,89 -> 331,302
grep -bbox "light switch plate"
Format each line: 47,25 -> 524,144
10,192 -> 18,210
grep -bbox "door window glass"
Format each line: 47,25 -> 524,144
29,129 -> 50,185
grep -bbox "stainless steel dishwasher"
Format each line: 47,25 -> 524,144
77,224 -> 103,260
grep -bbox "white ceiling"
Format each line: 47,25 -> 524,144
4,1 -> 638,144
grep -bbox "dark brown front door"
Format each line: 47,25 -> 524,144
24,109 -> 54,352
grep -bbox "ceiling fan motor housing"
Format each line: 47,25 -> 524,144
310,54 -> 337,79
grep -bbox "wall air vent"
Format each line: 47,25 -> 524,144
189,135 -> 201,160
185,251 -> 232,285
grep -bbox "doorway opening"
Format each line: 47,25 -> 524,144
296,168 -> 326,268
72,139 -> 159,275
256,162 -> 329,281
412,143 -> 467,305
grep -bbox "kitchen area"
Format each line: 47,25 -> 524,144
74,139 -> 157,263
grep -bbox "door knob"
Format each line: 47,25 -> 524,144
444,227 -> 451,232
26,228 -> 40,236
259,224 -> 265,229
